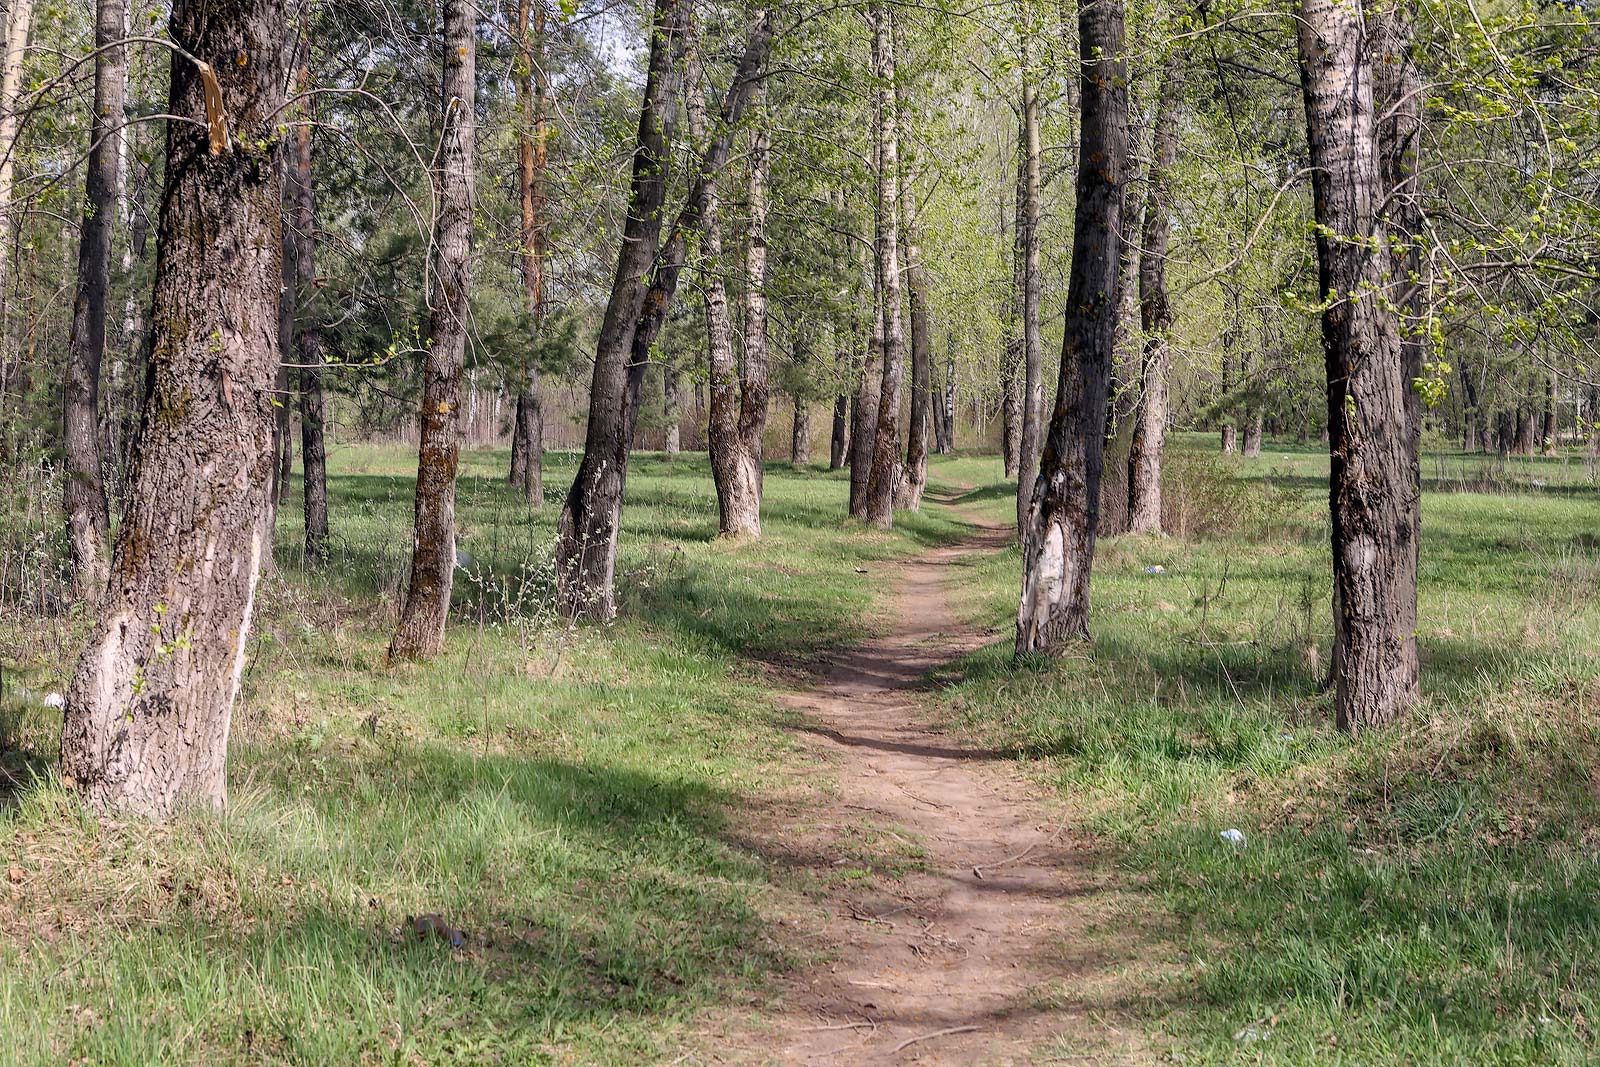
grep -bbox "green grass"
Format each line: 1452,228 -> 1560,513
939,433 -> 1600,1065
0,446 -> 978,1067
5,436 -> 1598,1065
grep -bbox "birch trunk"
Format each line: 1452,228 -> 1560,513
860,3 -> 905,528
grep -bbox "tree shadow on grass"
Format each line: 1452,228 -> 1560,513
7,736 -> 794,1063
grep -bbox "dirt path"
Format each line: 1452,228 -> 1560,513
717,494 -> 1153,1066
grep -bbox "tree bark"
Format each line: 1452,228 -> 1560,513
0,0 -> 33,348
861,3 -> 905,529
896,84 -> 931,511
1014,47 -> 1044,539
848,268 -> 880,514
508,0 -> 548,505
64,0 -> 126,601
289,53 -> 329,563
554,6 -> 770,617
60,0 -> 288,818
932,330 -> 952,455
553,0 -> 688,618
829,394 -> 848,469
940,334 -> 956,453
792,397 -> 811,467
1297,0 -> 1419,731
1015,0 -> 1127,655
703,57 -> 768,539
1000,153 -> 1023,480
389,0 -> 476,662
1127,52 -> 1181,536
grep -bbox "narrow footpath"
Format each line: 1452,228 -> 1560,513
719,494 -> 1154,1066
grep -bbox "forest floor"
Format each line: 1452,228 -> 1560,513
3,441 -> 1600,1065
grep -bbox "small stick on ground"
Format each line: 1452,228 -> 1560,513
889,1025 -> 981,1054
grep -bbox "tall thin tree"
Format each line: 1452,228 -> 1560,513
389,0 -> 477,662
860,2 -> 906,528
508,0 -> 548,505
63,0 -> 127,600
1014,31 -> 1044,540
1127,51 -> 1182,535
290,46 -> 329,563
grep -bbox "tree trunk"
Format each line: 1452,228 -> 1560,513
1000,150 -> 1024,480
861,3 -> 905,529
1243,412 -> 1263,456
896,85 -> 931,511
554,7 -> 770,617
553,0 -> 688,618
1543,371 -> 1557,451
290,53 -> 329,563
1127,51 -> 1181,536
662,358 -> 681,455
389,0 -> 476,662
1219,312 -> 1238,453
704,60 -> 767,539
849,275 -> 880,514
829,394 -> 848,469
1015,0 -> 1127,654
59,0 -> 288,818
508,0 -> 548,505
737,85 -> 771,517
0,0 -> 33,343
63,0 -> 125,601
934,334 -> 947,451
1297,0 -> 1419,730
1014,49 -> 1044,539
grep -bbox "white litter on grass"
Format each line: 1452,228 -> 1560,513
1143,564 -> 1166,575
42,692 -> 64,709
1220,828 -> 1247,848
1233,1024 -> 1272,1044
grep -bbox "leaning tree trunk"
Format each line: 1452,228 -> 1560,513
554,7 -> 770,617
861,3 -> 906,529
388,0 -> 476,662
1297,0 -> 1419,731
1014,52 -> 1044,540
553,0 -> 687,618
290,52 -> 329,563
508,0 -> 548,505
59,0 -> 288,819
1015,0 -> 1127,655
1127,51 -> 1182,536
63,0 -> 126,601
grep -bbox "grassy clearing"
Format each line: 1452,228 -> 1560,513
939,434 -> 1600,1065
0,446 -> 974,1066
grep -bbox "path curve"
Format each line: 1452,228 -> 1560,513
722,494 -> 1150,1066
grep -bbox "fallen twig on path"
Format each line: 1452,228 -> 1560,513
890,1025 -> 981,1053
